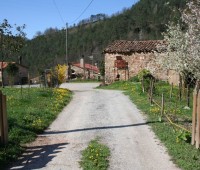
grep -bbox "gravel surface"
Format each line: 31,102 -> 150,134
8,83 -> 180,170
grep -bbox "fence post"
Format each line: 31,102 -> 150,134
196,92 -> 200,148
0,92 -> 2,143
179,82 -> 182,101
191,90 -> 197,145
149,79 -> 154,105
0,91 -> 8,145
170,83 -> 173,99
186,84 -> 190,107
141,78 -> 145,93
161,93 -> 164,117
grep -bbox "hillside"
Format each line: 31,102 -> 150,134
20,0 -> 186,77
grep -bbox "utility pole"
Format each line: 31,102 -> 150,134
66,23 -> 68,64
66,22 -> 69,81
89,55 -> 93,78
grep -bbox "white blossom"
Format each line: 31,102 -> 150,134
156,0 -> 200,82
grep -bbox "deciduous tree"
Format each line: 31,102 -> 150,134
155,0 -> 199,87
0,19 -> 26,87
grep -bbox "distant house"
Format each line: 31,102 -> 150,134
103,40 -> 179,84
0,62 -> 28,85
70,58 -> 99,79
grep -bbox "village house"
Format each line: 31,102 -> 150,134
0,62 -> 28,86
103,40 -> 179,84
70,58 -> 100,80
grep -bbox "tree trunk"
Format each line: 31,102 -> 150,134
1,62 -> 4,88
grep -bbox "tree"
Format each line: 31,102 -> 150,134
155,0 -> 200,87
6,63 -> 19,86
0,19 -> 26,87
156,23 -> 189,76
182,0 -> 200,81
99,61 -> 105,77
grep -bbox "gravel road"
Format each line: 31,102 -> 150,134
9,83 -> 180,170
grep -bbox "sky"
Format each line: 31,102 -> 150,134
0,0 -> 139,39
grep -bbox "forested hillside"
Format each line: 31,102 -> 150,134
20,0 -> 186,77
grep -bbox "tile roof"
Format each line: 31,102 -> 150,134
0,62 -> 9,69
72,63 -> 99,73
0,62 -> 28,69
103,40 -> 166,54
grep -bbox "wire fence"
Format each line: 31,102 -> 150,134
145,79 -> 200,148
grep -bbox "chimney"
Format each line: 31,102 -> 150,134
80,55 -> 86,80
80,55 -> 84,68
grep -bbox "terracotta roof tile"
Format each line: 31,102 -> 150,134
0,62 -> 28,69
104,40 -> 166,53
72,63 -> 99,73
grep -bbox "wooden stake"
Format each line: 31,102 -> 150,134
161,93 -> 164,117
192,91 -> 197,145
141,78 -> 145,93
187,85 -> 190,107
125,69 -> 126,81
149,79 -> 154,105
196,92 -> 200,148
179,82 -> 182,101
0,91 -> 3,143
2,95 -> 8,144
170,83 -> 173,98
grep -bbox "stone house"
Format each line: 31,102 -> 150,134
0,62 -> 28,85
103,40 -> 179,84
70,58 -> 100,79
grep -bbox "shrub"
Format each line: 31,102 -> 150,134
129,75 -> 140,82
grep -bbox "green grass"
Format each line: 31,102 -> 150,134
99,81 -> 200,170
0,87 -> 72,168
79,138 -> 110,170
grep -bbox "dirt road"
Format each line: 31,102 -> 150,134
9,83 -> 180,170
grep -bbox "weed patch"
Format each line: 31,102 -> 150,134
80,138 -> 110,170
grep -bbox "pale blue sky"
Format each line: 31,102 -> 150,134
0,0 -> 138,39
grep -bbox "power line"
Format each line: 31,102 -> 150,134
53,0 -> 95,25
70,0 -> 95,24
52,0 -> 65,24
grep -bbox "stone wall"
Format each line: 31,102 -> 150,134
105,52 -> 176,84
168,70 -> 180,86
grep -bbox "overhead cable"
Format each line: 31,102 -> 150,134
70,0 -> 95,24
53,0 -> 65,24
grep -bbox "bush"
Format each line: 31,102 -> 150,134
129,75 -> 140,82
138,69 -> 154,81
137,69 -> 155,92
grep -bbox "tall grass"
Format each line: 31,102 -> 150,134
0,87 -> 72,167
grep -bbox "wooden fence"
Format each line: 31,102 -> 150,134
191,90 -> 200,149
149,80 -> 200,149
0,91 -> 8,145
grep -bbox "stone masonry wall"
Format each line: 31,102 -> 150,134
105,52 -> 171,83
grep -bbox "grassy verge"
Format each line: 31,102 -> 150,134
99,81 -> 200,170
79,138 -> 110,170
0,87 -> 72,168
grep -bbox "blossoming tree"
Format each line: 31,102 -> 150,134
156,0 -> 199,87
